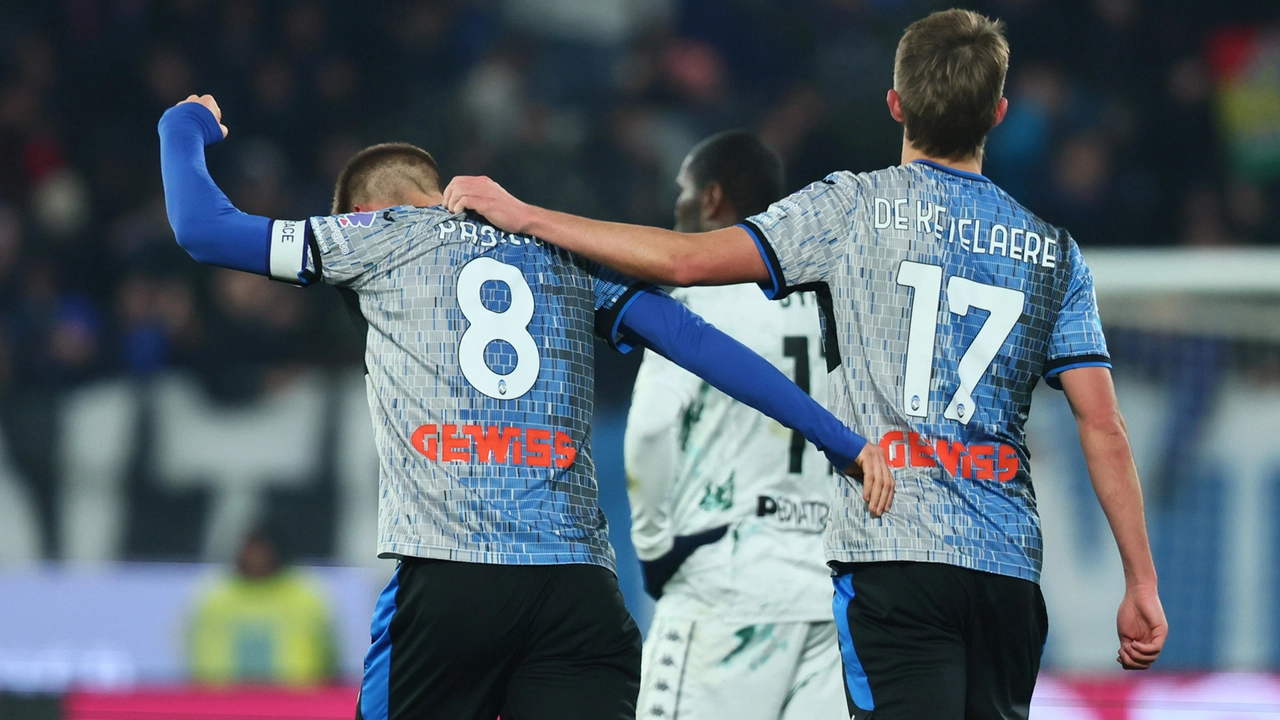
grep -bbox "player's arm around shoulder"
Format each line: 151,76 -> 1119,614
443,175 -> 769,287
1059,366 -> 1168,670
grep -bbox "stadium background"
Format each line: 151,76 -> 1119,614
0,0 -> 1278,717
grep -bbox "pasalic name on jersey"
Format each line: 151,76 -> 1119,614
437,219 -> 543,247
872,198 -> 1060,268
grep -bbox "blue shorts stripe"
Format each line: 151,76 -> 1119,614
832,573 -> 874,711
361,566 -> 401,720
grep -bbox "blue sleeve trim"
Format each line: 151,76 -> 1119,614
593,283 -> 650,353
911,159 -> 992,184
737,221 -> 789,300
608,285 -> 650,354
1044,357 -> 1112,390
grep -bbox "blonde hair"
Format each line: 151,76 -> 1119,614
894,9 -> 1009,161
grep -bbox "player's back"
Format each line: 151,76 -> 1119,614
746,160 -> 1107,582
629,284 -> 834,620
308,206 -> 642,571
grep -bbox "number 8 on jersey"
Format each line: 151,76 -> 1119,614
457,257 -> 541,400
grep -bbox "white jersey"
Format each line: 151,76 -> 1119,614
625,283 -> 836,622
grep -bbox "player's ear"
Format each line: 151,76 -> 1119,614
700,182 -> 726,222
887,89 -> 904,123
352,204 -> 366,213
992,97 -> 1009,128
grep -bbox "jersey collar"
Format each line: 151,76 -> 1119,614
911,159 -> 992,183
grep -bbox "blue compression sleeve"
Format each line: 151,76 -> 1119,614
619,289 -> 867,470
158,103 -> 272,275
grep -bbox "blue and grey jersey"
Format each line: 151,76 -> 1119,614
305,205 -> 645,571
156,101 -> 876,576
742,160 -> 1110,583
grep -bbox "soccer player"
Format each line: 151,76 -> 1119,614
157,95 -> 892,720
627,130 -> 849,720
442,9 -> 1169,719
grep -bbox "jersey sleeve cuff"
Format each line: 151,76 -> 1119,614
1044,354 -> 1112,390
595,284 -> 652,353
737,220 -> 793,300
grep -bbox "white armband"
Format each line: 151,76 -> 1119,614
268,219 -> 309,284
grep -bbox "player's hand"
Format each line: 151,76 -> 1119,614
443,176 -> 533,234
844,442 -> 894,518
177,94 -> 228,139
1116,584 -> 1167,670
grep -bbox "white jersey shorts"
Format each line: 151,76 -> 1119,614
637,602 -> 846,720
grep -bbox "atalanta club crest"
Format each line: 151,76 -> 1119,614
336,212 -> 378,228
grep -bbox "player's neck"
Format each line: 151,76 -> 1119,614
409,190 -> 444,207
358,191 -> 444,212
900,138 -> 984,176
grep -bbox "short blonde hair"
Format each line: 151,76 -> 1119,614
894,9 -> 1009,161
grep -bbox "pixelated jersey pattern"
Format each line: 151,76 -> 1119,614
1047,240 -> 1109,364
309,206 -> 642,571
745,162 -> 1110,583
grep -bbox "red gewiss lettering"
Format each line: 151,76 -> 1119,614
554,432 -> 577,469
524,428 -> 553,467
969,444 -> 996,480
441,424 -> 470,462
934,440 -> 965,476
463,425 -> 520,463
411,424 -> 439,460
409,424 -> 578,469
908,432 -> 936,468
877,432 -> 1021,482
997,444 -> 1019,482
880,431 -> 908,468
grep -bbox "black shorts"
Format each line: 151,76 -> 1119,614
830,561 -> 1048,720
356,558 -> 642,720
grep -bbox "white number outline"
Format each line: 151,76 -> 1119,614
896,260 -> 1025,425
457,257 -> 540,400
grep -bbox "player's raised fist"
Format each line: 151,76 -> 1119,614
177,94 -> 228,139
443,176 -> 532,235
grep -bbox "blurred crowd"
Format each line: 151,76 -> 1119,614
0,0 -> 1276,401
